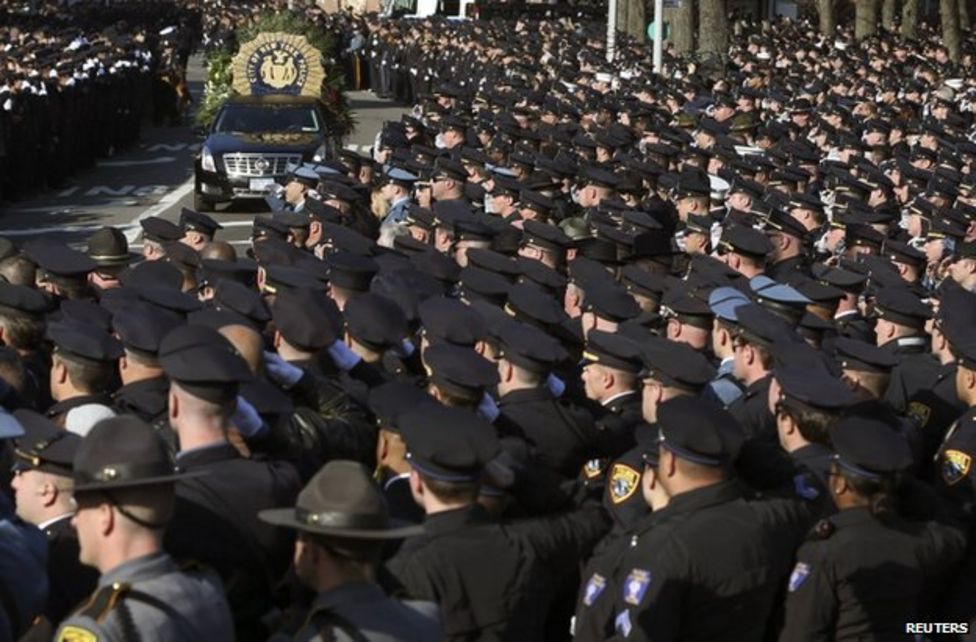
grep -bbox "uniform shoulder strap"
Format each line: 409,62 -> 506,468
77,582 -> 131,623
299,605 -> 372,642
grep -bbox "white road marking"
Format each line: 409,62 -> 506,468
123,176 -> 196,243
0,223 -> 113,236
97,156 -> 177,168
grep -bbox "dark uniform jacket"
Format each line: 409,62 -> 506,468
593,391 -> 643,459
165,442 -> 301,641
45,393 -> 115,431
728,375 -> 793,490
495,386 -> 599,478
385,502 -> 608,642
881,336 -> 940,414
379,470 -> 424,525
591,479 -> 811,641
112,376 -> 169,423
19,514 -> 98,642
905,361 -> 965,469
779,507 -> 966,641
766,256 -> 811,286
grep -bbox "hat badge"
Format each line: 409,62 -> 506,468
97,466 -> 120,481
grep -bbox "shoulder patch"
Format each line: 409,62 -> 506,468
622,568 -> 652,605
582,573 -> 606,606
907,401 -> 932,428
608,463 -> 641,505
788,562 -> 811,592
792,473 -> 820,501
614,609 -> 632,637
57,626 -> 99,642
583,458 -> 606,480
943,449 -> 972,486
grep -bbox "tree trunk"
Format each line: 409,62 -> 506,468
855,0 -> 879,39
901,0 -> 917,36
942,0 -> 961,60
818,0 -> 836,34
618,0 -> 647,39
960,0 -> 970,30
881,0 -> 897,29
667,2 -> 694,53
697,0 -> 728,58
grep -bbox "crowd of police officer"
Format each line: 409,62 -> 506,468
4,2 -> 976,642
0,0 -> 198,202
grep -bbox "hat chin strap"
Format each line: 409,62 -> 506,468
103,491 -> 169,531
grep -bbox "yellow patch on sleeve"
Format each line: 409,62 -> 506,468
943,449 -> 973,486
907,402 -> 931,428
57,626 -> 98,642
608,463 -> 641,504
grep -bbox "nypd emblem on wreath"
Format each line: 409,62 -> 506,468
232,32 -> 326,97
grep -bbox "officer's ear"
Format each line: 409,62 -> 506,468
39,479 -> 59,507
119,354 -> 129,373
53,358 -> 68,386
964,368 -> 976,392
169,388 -> 180,422
666,318 -> 682,339
473,340 -> 487,358
272,330 -> 282,351
745,344 -> 757,366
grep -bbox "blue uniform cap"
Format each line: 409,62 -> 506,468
749,276 -> 812,305
708,286 -> 751,322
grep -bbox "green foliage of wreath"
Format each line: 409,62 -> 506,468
197,10 -> 355,139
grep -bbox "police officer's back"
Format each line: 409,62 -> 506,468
596,397 -> 798,641
53,415 -> 234,642
157,325 -> 301,640
384,404 -> 552,641
779,413 -> 965,640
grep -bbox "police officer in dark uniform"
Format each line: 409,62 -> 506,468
580,330 -> 643,459
44,320 -> 122,435
906,283 -> 973,465
494,320 -> 600,478
385,403 -> 607,641
111,304 -> 182,441
764,210 -> 812,286
726,303 -> 796,490
369,382 -> 433,526
0,281 -> 52,411
179,208 -> 223,252
158,324 -> 301,642
594,397 -> 804,641
779,413 -> 966,640
770,360 -> 855,493
873,287 -> 940,413
10,410 -> 97,640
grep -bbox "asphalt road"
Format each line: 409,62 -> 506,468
0,54 -> 407,251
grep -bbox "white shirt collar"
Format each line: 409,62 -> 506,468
37,512 -> 74,532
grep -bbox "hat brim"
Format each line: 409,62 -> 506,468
257,508 -> 424,540
73,469 -> 206,493
90,252 -> 141,268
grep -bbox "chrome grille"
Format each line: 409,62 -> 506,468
222,153 -> 302,177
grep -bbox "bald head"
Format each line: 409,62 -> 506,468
219,324 -> 264,376
201,241 -> 236,262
